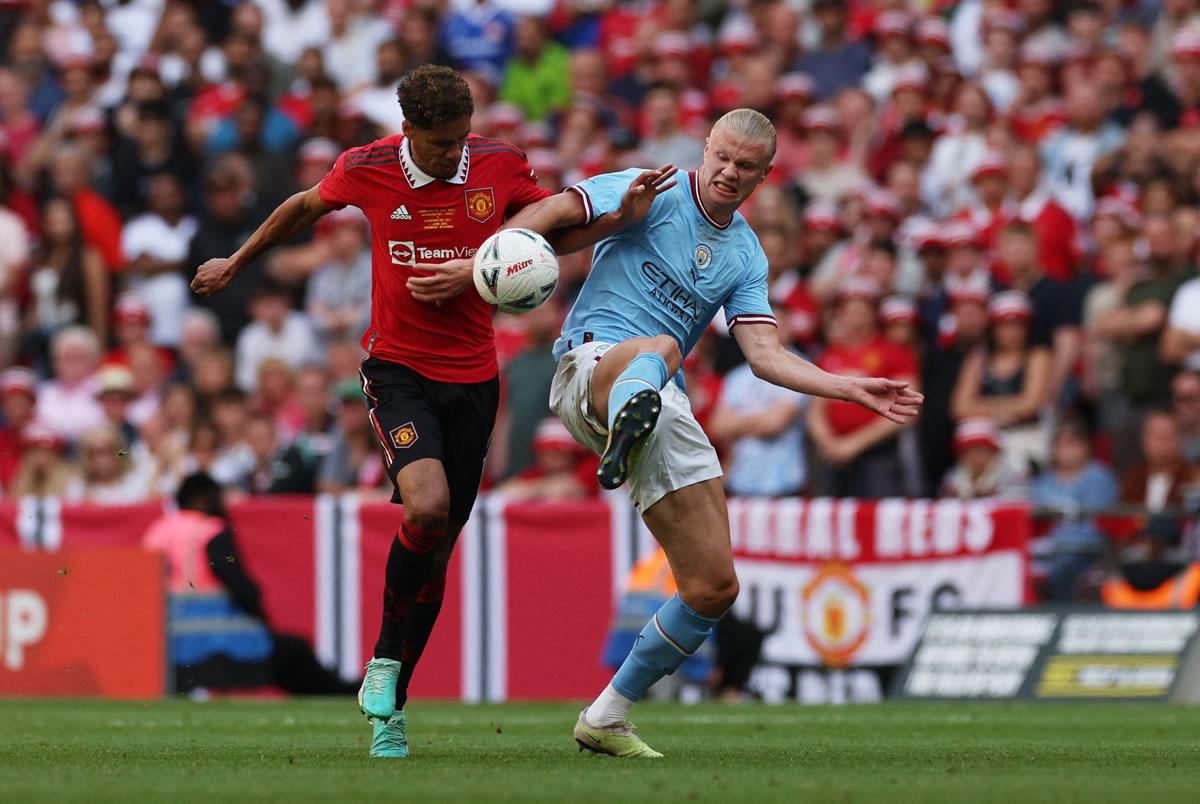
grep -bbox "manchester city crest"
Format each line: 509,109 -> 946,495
695,244 -> 712,270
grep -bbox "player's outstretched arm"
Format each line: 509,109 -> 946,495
504,165 -> 678,254
732,321 -> 924,424
191,185 -> 331,296
407,167 -> 678,303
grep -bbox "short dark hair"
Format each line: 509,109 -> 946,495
1002,220 -> 1036,240
251,276 -> 291,301
867,238 -> 897,258
138,101 -> 171,123
176,472 -> 225,517
396,65 -> 474,129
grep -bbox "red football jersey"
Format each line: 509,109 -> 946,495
317,134 -> 551,383
818,335 -> 918,436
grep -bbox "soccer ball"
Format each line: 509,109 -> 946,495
473,228 -> 559,314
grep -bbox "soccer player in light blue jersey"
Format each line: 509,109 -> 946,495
421,109 -> 924,757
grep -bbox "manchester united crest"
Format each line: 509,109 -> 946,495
390,422 -> 418,449
801,563 -> 871,668
465,187 -> 496,223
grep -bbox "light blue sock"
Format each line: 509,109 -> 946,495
611,594 -> 719,701
607,352 -> 670,431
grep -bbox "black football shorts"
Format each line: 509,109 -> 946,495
359,356 -> 499,524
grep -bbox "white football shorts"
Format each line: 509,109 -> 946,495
549,341 -> 723,513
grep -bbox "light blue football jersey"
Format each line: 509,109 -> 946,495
552,169 -> 776,370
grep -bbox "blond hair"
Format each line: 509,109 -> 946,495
712,108 -> 777,163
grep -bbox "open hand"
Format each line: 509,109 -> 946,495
618,165 -> 679,224
846,377 -> 924,425
407,258 -> 473,304
191,257 -> 237,295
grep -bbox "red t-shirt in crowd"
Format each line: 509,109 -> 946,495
817,334 -> 918,436
997,193 -> 1080,283
318,134 -> 551,384
73,189 -> 124,271
0,426 -> 23,490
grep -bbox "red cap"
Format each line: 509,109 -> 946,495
971,151 -> 1009,182
942,220 -> 979,249
776,72 -> 816,102
59,54 -> 93,72
1173,29 -> 1200,61
69,106 -> 105,135
316,205 -> 368,238
488,103 -> 525,130
908,220 -> 944,252
836,275 -> 883,304
874,11 -> 912,39
522,121 -> 552,149
989,290 -> 1033,322
655,32 -> 691,60
880,296 -> 919,325
132,54 -> 161,77
680,88 -> 709,118
527,148 -> 563,176
803,105 -> 842,134
865,189 -> 902,221
892,63 -> 929,95
949,277 -> 992,306
1095,196 -> 1142,229
1017,41 -> 1057,69
1062,42 -> 1094,66
0,367 -> 37,398
719,22 -> 760,55
298,137 -> 340,166
113,293 -> 152,325
532,418 -> 580,454
21,422 -> 62,450
803,201 -> 842,231
983,9 -> 1024,35
954,417 -> 1001,453
915,17 -> 950,48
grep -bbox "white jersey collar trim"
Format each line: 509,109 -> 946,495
399,138 -> 470,188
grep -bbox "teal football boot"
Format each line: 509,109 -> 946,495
370,712 -> 409,759
358,657 -> 401,720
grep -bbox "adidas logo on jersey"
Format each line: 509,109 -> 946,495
390,205 -> 412,220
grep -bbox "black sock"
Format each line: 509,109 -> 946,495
394,575 -> 446,710
373,520 -> 441,661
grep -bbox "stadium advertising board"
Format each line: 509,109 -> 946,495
2,497 -> 1029,702
895,608 -> 1200,702
725,499 -> 1030,702
0,547 -> 165,698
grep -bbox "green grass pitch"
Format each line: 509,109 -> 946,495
1,698 -> 1199,802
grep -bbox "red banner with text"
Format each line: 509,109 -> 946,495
0,497 -> 1029,701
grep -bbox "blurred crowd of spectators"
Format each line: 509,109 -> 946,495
5,0 -> 1200,585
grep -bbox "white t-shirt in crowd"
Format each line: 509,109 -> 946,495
235,312 -> 320,392
121,212 -> 198,347
1168,276 -> 1200,371
36,377 -> 105,443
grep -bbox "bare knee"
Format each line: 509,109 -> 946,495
403,494 -> 450,533
647,335 -> 682,375
679,573 -> 740,618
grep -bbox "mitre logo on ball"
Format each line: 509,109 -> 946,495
472,228 -> 559,314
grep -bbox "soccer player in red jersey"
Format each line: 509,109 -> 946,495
192,65 -> 676,758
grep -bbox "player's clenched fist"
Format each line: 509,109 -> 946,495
191,258 -> 237,295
